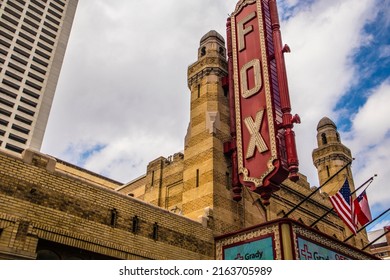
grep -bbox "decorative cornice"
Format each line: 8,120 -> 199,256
187,57 -> 228,88
234,0 -> 257,15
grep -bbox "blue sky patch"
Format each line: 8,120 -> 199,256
335,6 -> 390,131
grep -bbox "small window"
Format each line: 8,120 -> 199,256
39,35 -> 55,46
321,133 -> 327,145
13,46 -> 30,58
3,78 -> 20,90
0,30 -> 13,41
131,216 -> 139,233
219,47 -> 225,56
23,17 -> 39,29
4,7 -> 21,19
17,105 -> 35,117
31,0 -> 45,10
9,133 -> 27,144
0,119 -> 9,126
45,14 -> 60,26
8,62 -> 25,74
200,46 -> 206,56
0,21 -> 16,33
11,54 -> 28,65
12,124 -> 30,134
48,8 -> 62,20
152,222 -> 159,240
0,86 -> 18,98
16,39 -> 33,50
0,96 -> 15,108
8,1 -> 24,12
25,80 -> 42,91
23,88 -> 40,99
0,108 -> 12,117
0,38 -> 11,48
37,42 -> 53,53
1,14 -> 18,27
5,70 -> 23,81
42,28 -> 56,39
15,114 -> 32,125
0,48 -> 8,56
196,169 -> 199,187
5,143 -> 24,153
31,64 -> 47,75
28,72 -> 45,83
20,97 -> 38,108
43,21 -> 58,32
15,0 -> 27,7
110,208 -> 117,227
26,11 -> 41,24
28,4 -> 44,16
21,24 -> 37,36
49,2 -> 64,13
53,0 -> 65,7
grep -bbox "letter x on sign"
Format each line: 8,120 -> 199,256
244,109 -> 268,159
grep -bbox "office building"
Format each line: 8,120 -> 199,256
0,0 -> 78,153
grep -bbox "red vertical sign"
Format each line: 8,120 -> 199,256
228,0 -> 299,204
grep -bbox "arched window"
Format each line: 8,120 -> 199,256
321,133 -> 327,145
336,132 -> 340,143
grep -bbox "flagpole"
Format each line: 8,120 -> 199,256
310,175 -> 376,227
344,207 -> 390,242
361,228 -> 390,251
283,159 -> 354,218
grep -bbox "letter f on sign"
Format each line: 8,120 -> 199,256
244,109 -> 268,159
238,12 -> 256,52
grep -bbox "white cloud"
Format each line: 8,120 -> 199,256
343,79 -> 390,213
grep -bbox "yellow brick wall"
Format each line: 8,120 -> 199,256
0,150 -> 214,260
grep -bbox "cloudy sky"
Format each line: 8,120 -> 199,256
41,0 -> 389,232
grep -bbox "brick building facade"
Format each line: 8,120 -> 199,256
0,149 -> 214,260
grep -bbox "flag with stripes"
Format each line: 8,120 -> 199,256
329,179 -> 357,234
352,190 -> 372,227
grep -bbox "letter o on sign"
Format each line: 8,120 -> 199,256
240,58 -> 262,98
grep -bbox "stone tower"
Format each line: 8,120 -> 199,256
183,30 -> 239,233
120,31 -> 266,235
312,117 -> 355,195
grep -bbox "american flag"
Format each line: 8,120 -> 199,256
329,179 -> 357,234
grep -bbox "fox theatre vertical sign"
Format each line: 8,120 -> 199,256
226,0 -> 300,204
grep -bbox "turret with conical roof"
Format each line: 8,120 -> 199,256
312,117 -> 355,195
